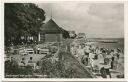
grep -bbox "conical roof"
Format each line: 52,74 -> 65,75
40,19 -> 63,33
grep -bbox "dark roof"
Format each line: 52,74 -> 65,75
40,19 -> 63,33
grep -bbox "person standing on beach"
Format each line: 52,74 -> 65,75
89,50 -> 96,70
104,60 -> 111,78
81,52 -> 89,66
95,46 -> 101,54
98,53 -> 104,64
110,50 -> 114,69
113,53 -> 118,70
71,45 -> 75,55
111,56 -> 115,69
77,45 -> 85,62
100,67 -> 107,78
75,45 -> 79,58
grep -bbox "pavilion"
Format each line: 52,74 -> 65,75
38,18 -> 69,43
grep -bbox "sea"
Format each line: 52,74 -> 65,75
87,38 -> 124,50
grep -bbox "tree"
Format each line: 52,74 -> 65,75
5,3 -> 46,46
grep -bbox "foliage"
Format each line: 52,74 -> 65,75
5,60 -> 19,75
61,28 -> 70,39
5,60 -> 33,75
39,49 -> 81,78
5,3 -> 45,46
39,57 -> 80,78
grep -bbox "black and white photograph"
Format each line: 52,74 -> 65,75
4,2 -> 124,78
3,81 -> 127,82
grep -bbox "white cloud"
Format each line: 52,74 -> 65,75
37,3 -> 124,38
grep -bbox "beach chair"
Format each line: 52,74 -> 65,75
27,63 -> 36,69
93,65 -> 100,74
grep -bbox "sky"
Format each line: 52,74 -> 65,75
37,2 -> 124,38
4,81 -> 126,82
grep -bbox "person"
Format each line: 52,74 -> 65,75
75,45 -> 79,58
37,47 -> 40,54
95,46 -> 101,54
84,44 -> 91,53
89,50 -> 96,68
113,54 -> 118,70
89,50 -> 95,59
71,45 -> 76,56
91,56 -> 99,73
81,55 -> 88,66
98,53 -> 104,64
111,56 -> 114,69
10,57 -> 17,65
104,61 -> 111,78
114,48 -> 121,60
85,52 -> 90,66
21,58 -> 26,65
104,57 -> 109,65
116,53 -> 120,59
94,53 -> 98,60
28,57 -> 33,63
109,50 -> 114,69
117,48 -> 121,53
77,45 -> 85,62
102,50 -> 106,58
81,55 -> 86,65
100,67 -> 107,78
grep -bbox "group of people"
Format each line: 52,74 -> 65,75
70,42 -> 123,78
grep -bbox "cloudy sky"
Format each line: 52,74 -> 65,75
37,2 -> 124,38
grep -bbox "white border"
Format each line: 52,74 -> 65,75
1,0 -> 128,81
124,0 -> 128,81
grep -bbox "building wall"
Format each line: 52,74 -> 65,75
45,34 -> 62,42
40,34 -> 45,43
39,33 -> 63,43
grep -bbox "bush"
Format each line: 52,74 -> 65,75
5,60 -> 19,75
39,55 -> 79,78
5,60 -> 33,76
